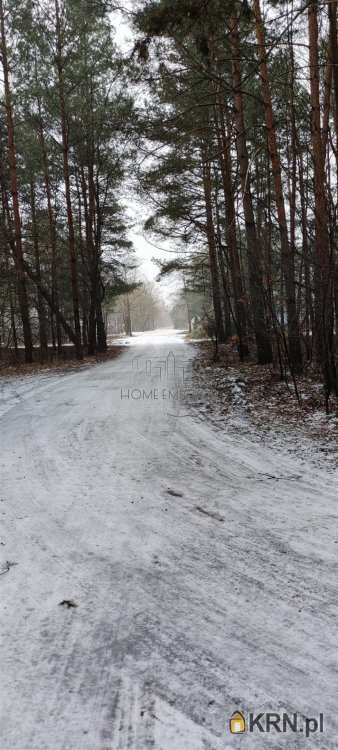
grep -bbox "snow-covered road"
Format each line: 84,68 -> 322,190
0,329 -> 337,749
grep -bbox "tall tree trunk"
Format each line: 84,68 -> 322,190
183,276 -> 192,334
229,14 -> 272,363
214,187 -> 232,339
34,65 -> 63,355
308,0 -> 337,398
79,164 -> 97,354
297,151 -> 314,359
9,284 -> 18,355
0,0 -> 33,363
96,297 -> 107,352
124,290 -> 132,337
201,146 -> 226,344
30,181 -> 49,361
328,0 -> 338,142
213,102 -> 249,357
253,0 -> 302,373
75,170 -> 90,351
54,0 -> 82,359
88,126 -> 107,354
88,160 -> 101,354
328,0 -> 338,352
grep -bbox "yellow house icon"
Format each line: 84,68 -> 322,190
229,711 -> 246,733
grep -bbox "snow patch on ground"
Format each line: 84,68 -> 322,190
1,330 -> 338,748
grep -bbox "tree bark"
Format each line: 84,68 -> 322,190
30,181 -> 49,361
201,146 -> 226,344
297,150 -> 313,359
213,101 -> 249,358
328,0 -> 338,351
308,0 -> 337,397
229,14 -> 272,363
34,64 -> 63,355
214,186 -> 232,339
328,0 -> 338,143
253,0 -> 302,373
54,0 -> 82,359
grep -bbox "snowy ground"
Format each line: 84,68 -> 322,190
0,329 -> 337,749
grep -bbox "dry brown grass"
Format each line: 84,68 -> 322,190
0,345 -> 124,379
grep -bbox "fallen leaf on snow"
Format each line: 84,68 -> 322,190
58,599 -> 78,609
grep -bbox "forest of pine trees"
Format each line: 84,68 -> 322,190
0,0 -> 135,362
1,0 -> 338,402
133,0 -> 338,404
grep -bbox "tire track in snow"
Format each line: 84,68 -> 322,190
1,331 -> 338,748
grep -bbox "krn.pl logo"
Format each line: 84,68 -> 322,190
229,711 -> 246,734
227,709 -> 324,737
